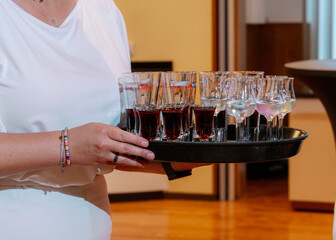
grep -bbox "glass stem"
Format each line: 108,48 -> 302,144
255,112 -> 260,141
266,120 -> 272,140
278,117 -> 284,140
235,119 -> 244,142
224,111 -> 228,142
214,114 -> 218,142
243,117 -> 249,141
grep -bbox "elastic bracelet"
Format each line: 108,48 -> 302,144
60,130 -> 66,173
64,127 -> 71,167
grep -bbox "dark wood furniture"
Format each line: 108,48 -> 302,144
285,59 -> 336,143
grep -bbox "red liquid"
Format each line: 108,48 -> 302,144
162,108 -> 183,141
138,110 -> 160,140
135,109 -> 140,133
189,106 -> 194,127
194,107 -> 215,139
182,106 -> 189,133
126,108 -> 136,132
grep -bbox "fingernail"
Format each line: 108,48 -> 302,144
141,140 -> 149,147
147,152 -> 155,160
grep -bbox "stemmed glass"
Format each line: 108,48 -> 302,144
256,77 -> 284,140
226,76 -> 256,142
278,77 -> 296,139
230,71 -> 264,141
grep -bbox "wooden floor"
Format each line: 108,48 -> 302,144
110,178 -> 334,240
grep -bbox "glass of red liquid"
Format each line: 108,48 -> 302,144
137,105 -> 161,140
193,105 -> 216,141
198,71 -> 231,142
118,73 -> 140,135
135,72 -> 162,140
162,72 -> 191,141
161,106 -> 184,141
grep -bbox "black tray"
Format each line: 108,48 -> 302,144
148,125 -> 308,163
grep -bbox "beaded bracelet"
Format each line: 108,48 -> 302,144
64,127 -> 71,167
60,130 -> 66,173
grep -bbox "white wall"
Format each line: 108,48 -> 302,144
246,0 -> 304,24
266,0 -> 304,23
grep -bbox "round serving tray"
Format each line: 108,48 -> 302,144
148,125 -> 308,163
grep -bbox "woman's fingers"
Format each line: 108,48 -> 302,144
106,125 -> 155,162
108,153 -> 149,168
68,123 -> 154,168
107,125 -> 149,147
110,140 -> 155,161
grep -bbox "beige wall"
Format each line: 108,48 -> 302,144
289,99 -> 336,203
114,0 -> 216,195
114,0 -> 214,71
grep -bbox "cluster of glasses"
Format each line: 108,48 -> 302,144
118,71 -> 296,142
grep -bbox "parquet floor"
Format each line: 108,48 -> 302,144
110,178 -> 334,240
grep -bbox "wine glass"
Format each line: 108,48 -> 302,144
230,71 -> 264,141
226,76 -> 256,142
278,77 -> 296,139
256,77 -> 284,140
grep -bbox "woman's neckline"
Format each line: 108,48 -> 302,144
7,0 -> 82,29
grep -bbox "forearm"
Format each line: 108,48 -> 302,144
0,131 -> 61,177
0,123 -> 155,177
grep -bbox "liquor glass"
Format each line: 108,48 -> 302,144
186,71 -> 197,141
192,72 -> 226,142
256,77 -> 284,140
278,77 -> 296,139
135,72 -> 161,140
161,72 -> 190,141
226,76 -> 256,142
118,73 -> 139,134
199,71 -> 230,142
193,105 -> 216,142
230,71 -> 264,141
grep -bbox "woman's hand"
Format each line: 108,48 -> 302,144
68,123 -> 154,168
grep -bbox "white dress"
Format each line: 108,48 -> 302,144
0,0 -> 131,239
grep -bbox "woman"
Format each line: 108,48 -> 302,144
0,0 -> 204,239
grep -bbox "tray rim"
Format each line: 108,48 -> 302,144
148,126 -> 309,147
